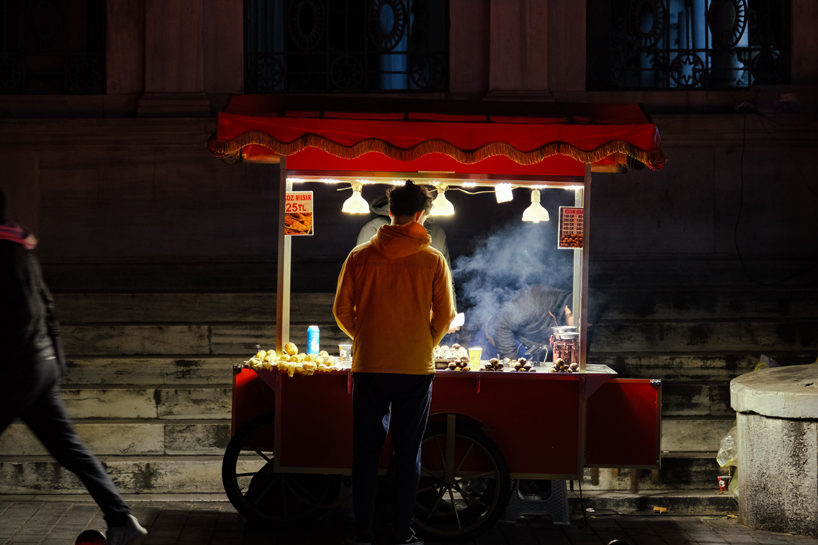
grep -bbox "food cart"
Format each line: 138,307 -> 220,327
207,97 -> 667,541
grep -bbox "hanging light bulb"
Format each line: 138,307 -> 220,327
495,183 -> 513,203
342,182 -> 370,214
521,189 -> 550,223
431,184 -> 455,216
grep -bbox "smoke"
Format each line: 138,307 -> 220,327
452,222 -> 573,332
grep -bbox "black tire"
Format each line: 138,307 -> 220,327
414,422 -> 511,542
221,413 -> 340,525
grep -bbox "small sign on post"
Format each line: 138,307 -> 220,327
285,191 -> 314,236
558,206 -> 584,249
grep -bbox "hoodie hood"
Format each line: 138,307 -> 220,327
371,222 -> 431,259
369,195 -> 390,218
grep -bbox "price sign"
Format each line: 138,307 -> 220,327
558,207 -> 583,249
285,191 -> 314,236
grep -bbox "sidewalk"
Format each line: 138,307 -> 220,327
0,495 -> 813,545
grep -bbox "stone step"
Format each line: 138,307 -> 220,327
580,454 -> 725,492
54,288 -> 818,324
660,417 -> 734,452
0,456 -> 226,495
0,416 -> 729,457
569,489 -> 735,515
65,357 -> 235,386
594,352 -> 818,381
57,375 -> 734,419
57,380 -> 731,418
662,382 -> 733,417
58,386 -> 231,419
58,320 -> 818,356
0,453 -> 724,495
66,353 -> 816,388
601,287 -> 818,320
60,323 -> 347,356
0,420 -> 230,456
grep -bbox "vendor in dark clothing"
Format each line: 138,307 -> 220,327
469,284 -> 601,363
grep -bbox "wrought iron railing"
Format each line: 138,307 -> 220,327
587,0 -> 788,90
245,0 -> 449,93
0,0 -> 106,94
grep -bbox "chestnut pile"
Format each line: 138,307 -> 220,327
447,358 -> 471,371
511,358 -> 535,372
550,358 -> 579,373
482,358 -> 505,371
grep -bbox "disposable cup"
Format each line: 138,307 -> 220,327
468,347 -> 482,368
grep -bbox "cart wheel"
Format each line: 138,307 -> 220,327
414,422 -> 511,542
221,413 -> 340,525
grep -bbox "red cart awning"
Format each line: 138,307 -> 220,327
207,96 -> 666,177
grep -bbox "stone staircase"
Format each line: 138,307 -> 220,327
1,289 -> 814,504
0,293 -> 346,495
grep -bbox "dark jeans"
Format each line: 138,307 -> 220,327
0,368 -> 130,526
352,372 -> 434,539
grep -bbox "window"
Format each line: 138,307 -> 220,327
587,0 -> 789,90
0,0 -> 106,94
245,0 -> 449,93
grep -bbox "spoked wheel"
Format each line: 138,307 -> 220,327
221,413 -> 340,525
414,420 -> 511,542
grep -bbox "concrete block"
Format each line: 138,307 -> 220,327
661,418 -> 734,452
593,320 -> 818,353
55,293 -> 277,323
662,383 -> 735,417
737,412 -> 818,537
0,456 -> 225,494
209,324 -> 346,355
0,422 -> 164,456
64,357 -> 234,386
155,388 -> 232,420
580,455 -> 721,490
62,325 -> 210,356
0,421 -> 231,456
61,388 -> 158,419
595,354 -> 758,381
164,422 -> 230,455
731,362 -> 818,419
602,287 -> 818,321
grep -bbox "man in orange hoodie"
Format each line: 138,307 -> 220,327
334,181 -> 456,545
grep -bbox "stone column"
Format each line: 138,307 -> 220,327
731,363 -> 818,537
137,0 -> 211,116
547,0 -> 585,93
487,0 -> 552,100
449,0 -> 490,97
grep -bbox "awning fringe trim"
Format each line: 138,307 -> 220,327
207,131 -> 667,170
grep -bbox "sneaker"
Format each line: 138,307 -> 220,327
107,515 -> 148,545
392,528 -> 424,545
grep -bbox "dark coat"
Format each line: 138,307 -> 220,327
0,240 -> 61,374
490,285 -> 573,359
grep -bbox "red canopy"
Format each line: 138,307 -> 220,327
207,96 -> 666,177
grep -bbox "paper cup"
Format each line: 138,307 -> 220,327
338,344 -> 352,363
468,347 -> 482,368
718,475 -> 730,491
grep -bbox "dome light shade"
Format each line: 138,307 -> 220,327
521,190 -> 550,223
431,189 -> 455,216
342,183 -> 370,214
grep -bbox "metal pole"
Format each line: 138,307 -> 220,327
276,157 -> 292,353
571,165 -> 591,373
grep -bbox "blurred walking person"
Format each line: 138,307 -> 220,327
0,188 -> 147,545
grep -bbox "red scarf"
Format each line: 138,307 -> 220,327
0,221 -> 38,249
